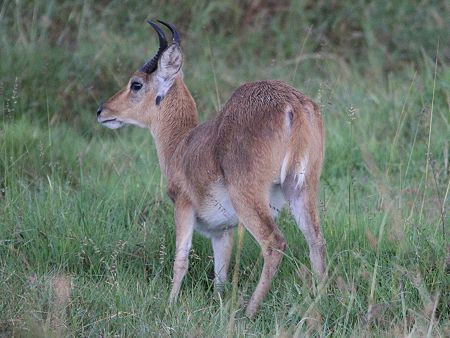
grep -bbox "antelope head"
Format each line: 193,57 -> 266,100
97,20 -> 183,129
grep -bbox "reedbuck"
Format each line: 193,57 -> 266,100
97,20 -> 326,318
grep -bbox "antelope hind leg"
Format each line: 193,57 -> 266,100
228,186 -> 286,319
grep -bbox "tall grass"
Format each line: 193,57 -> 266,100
1,0 -> 449,336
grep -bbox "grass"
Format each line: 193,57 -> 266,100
0,0 -> 449,336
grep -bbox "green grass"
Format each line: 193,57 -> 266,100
1,0 -> 449,336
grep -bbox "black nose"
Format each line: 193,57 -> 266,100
96,103 -> 103,117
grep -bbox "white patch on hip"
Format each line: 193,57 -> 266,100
280,151 -> 290,184
296,155 -> 308,188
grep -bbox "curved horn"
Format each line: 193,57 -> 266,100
157,20 -> 181,45
140,20 -> 168,74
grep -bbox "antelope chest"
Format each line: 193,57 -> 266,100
194,182 -> 286,238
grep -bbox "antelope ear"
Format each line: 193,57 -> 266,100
155,44 -> 183,105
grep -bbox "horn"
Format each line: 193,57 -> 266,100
140,20 -> 168,74
157,20 -> 181,45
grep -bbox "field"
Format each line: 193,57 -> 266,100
0,1 -> 449,336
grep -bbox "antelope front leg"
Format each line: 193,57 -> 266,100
211,229 -> 234,295
169,198 -> 195,303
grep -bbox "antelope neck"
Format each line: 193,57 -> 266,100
150,77 -> 198,176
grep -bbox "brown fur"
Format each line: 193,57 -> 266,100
98,45 -> 325,318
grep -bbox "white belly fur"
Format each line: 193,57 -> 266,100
195,182 -> 286,237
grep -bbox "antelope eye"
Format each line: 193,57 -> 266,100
130,81 -> 143,91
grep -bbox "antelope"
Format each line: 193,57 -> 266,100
97,20 -> 326,318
